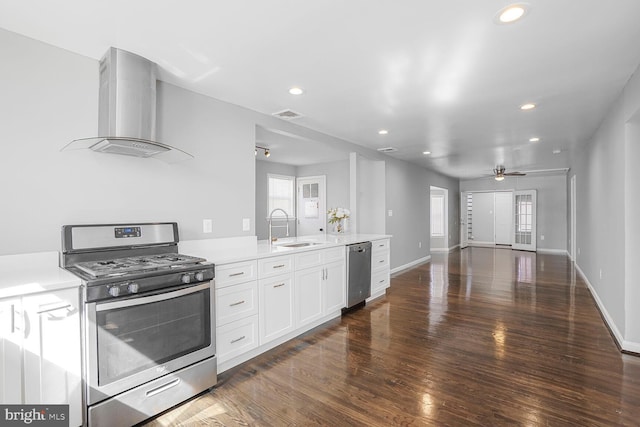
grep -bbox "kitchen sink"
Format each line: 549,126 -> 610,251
276,242 -> 323,248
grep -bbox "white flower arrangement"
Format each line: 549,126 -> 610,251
328,207 -> 350,233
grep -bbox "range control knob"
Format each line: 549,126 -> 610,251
108,286 -> 120,297
194,272 -> 204,282
181,274 -> 192,284
128,282 -> 140,293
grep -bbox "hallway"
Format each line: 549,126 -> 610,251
146,248 -> 640,426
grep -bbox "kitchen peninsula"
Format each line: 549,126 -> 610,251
179,234 -> 391,373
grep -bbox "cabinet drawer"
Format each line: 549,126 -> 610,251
372,251 -> 390,272
323,246 -> 345,263
216,315 -> 259,363
294,250 -> 323,270
258,255 -> 293,278
216,281 -> 258,327
216,260 -> 257,287
372,239 -> 390,254
371,270 -> 390,294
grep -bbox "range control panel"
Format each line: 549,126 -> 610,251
114,226 -> 142,238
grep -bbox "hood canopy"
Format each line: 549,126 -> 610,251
62,47 -> 193,163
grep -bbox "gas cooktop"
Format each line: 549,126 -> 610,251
75,253 -> 206,278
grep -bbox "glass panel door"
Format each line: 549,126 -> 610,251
513,190 -> 537,251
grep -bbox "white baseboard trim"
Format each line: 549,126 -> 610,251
575,263 -> 631,352
449,244 -> 460,251
537,248 -> 569,255
391,256 -> 431,275
468,241 -> 495,247
430,248 -> 449,252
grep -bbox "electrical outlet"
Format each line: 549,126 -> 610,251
541,235 -> 545,241
242,218 -> 250,231
203,219 -> 213,233
599,268 -> 602,279
388,210 -> 393,217
419,242 -> 422,248
578,248 -> 581,255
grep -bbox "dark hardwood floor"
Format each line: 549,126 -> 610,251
145,247 -> 640,426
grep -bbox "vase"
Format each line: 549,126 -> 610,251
334,220 -> 344,233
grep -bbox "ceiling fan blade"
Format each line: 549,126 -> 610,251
504,172 -> 526,176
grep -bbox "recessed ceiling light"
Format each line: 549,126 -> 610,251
520,103 -> 536,110
552,149 -> 562,154
423,151 -> 431,155
288,87 -> 304,95
378,129 -> 389,135
529,137 -> 540,142
497,4 -> 529,24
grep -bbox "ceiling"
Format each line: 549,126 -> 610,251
2,1 -> 640,179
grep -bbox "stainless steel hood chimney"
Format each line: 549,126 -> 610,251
62,48 -> 193,163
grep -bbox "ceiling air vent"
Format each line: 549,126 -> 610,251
272,109 -> 304,120
377,147 -> 398,153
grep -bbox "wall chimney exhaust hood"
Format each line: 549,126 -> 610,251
61,47 -> 193,163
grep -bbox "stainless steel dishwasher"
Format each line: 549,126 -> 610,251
346,241 -> 372,308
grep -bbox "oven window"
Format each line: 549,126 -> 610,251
96,288 -> 211,385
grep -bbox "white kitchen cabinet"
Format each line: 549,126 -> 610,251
0,297 -> 23,403
323,260 -> 346,314
259,274 -> 294,344
216,315 -> 259,362
294,266 -> 324,327
215,260 -> 260,364
216,280 -> 258,327
370,238 -> 391,299
0,288 -> 82,427
294,248 -> 345,328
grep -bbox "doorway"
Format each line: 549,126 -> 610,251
296,175 -> 327,236
570,175 -> 576,261
430,186 -> 449,251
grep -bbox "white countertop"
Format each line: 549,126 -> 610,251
179,234 -> 391,265
0,234 -> 390,299
0,252 -> 81,299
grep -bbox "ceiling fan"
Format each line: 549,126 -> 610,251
493,166 -> 526,181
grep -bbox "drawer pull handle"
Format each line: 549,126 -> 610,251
230,335 -> 246,344
273,264 -> 286,269
379,280 -> 385,284
229,272 -> 245,277
274,283 -> 285,288
146,378 -> 181,398
379,260 -> 385,263
229,300 -> 245,307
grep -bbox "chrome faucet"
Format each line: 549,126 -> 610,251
268,208 -> 290,244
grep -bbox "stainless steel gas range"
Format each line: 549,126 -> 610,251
60,222 -> 217,427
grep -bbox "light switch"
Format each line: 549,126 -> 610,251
388,210 -> 393,217
242,218 -> 250,231
203,219 -> 213,233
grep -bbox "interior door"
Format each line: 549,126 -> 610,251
297,176 -> 326,236
494,192 -> 513,245
512,190 -> 537,251
460,192 -> 470,249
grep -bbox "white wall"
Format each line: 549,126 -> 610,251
570,58 -> 640,352
0,28 -> 460,273
460,175 -> 567,251
356,155 -> 385,235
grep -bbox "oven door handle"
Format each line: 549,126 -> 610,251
95,282 -> 210,311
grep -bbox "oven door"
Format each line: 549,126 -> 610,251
85,281 -> 215,406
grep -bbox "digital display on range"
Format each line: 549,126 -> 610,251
114,227 -> 142,238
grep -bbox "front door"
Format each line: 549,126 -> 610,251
512,190 -> 537,251
296,176 -> 326,236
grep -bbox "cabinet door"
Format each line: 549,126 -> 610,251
22,288 -> 82,427
294,267 -> 323,327
323,261 -> 346,314
259,275 -> 294,344
0,297 -> 23,403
